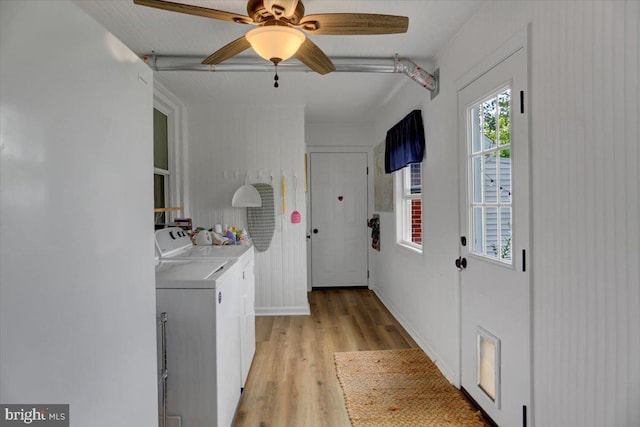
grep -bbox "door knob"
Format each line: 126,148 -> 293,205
313,228 -> 319,234
455,257 -> 467,270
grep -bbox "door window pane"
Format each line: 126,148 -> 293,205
500,208 -> 512,261
473,207 -> 483,254
485,207 -> 498,256
484,152 -> 498,204
471,106 -> 482,154
472,156 -> 482,203
482,99 -> 496,150
468,87 -> 512,264
497,90 -> 511,147
499,150 -> 512,203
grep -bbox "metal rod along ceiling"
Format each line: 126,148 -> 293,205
142,54 -> 439,94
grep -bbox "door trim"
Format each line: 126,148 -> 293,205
456,25 -> 533,424
306,146 -> 373,292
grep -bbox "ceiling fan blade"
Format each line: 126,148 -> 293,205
202,36 -> 252,65
294,38 -> 335,75
133,0 -> 253,25
299,13 -> 408,35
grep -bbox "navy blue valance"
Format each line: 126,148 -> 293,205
384,110 -> 425,174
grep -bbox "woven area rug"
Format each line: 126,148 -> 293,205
334,349 -> 488,427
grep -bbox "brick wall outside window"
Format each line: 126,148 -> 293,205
411,199 -> 422,244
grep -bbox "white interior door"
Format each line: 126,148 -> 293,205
458,48 -> 530,426
310,152 -> 368,288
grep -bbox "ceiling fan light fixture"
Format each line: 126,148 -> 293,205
246,25 -> 305,63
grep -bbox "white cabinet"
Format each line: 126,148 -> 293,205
240,258 -> 256,386
215,271 -> 243,427
156,266 -> 242,427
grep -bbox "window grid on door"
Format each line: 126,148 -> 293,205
468,87 -> 512,263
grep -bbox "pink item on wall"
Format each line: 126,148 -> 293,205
291,175 -> 301,224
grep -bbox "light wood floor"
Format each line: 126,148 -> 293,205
234,289 -> 419,427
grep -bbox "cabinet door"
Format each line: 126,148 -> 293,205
240,261 -> 256,386
156,289 -> 217,427
216,274 -> 242,427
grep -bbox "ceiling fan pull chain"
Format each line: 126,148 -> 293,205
274,62 -> 280,88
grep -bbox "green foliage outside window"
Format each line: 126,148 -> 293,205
482,91 -> 511,158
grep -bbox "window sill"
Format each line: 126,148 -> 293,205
396,241 -> 423,256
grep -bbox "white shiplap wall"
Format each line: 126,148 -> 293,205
306,122 -> 376,147
186,104 -> 309,315
531,2 -> 639,426
371,1 -> 639,426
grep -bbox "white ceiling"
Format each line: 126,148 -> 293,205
74,0 -> 484,124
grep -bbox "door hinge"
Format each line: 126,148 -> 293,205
366,166 -> 369,175
522,405 -> 527,427
367,270 -> 370,278
520,90 -> 525,114
522,249 -> 526,272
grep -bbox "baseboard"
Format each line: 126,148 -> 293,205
371,286 -> 458,386
255,304 -> 311,316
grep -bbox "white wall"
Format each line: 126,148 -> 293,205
371,1 -> 639,426
306,122 -> 376,147
0,1 -> 158,425
186,104 -> 309,315
369,70 -> 461,380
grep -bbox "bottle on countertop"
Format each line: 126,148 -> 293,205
224,230 -> 236,244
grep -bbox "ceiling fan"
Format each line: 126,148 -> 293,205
133,0 -> 409,79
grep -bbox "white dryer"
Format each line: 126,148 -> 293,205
155,228 -> 256,387
155,255 -> 242,427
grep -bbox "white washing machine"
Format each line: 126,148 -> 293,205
155,253 -> 242,427
155,227 -> 256,387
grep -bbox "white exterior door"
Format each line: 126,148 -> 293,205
458,48 -> 530,426
310,152 -> 368,288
